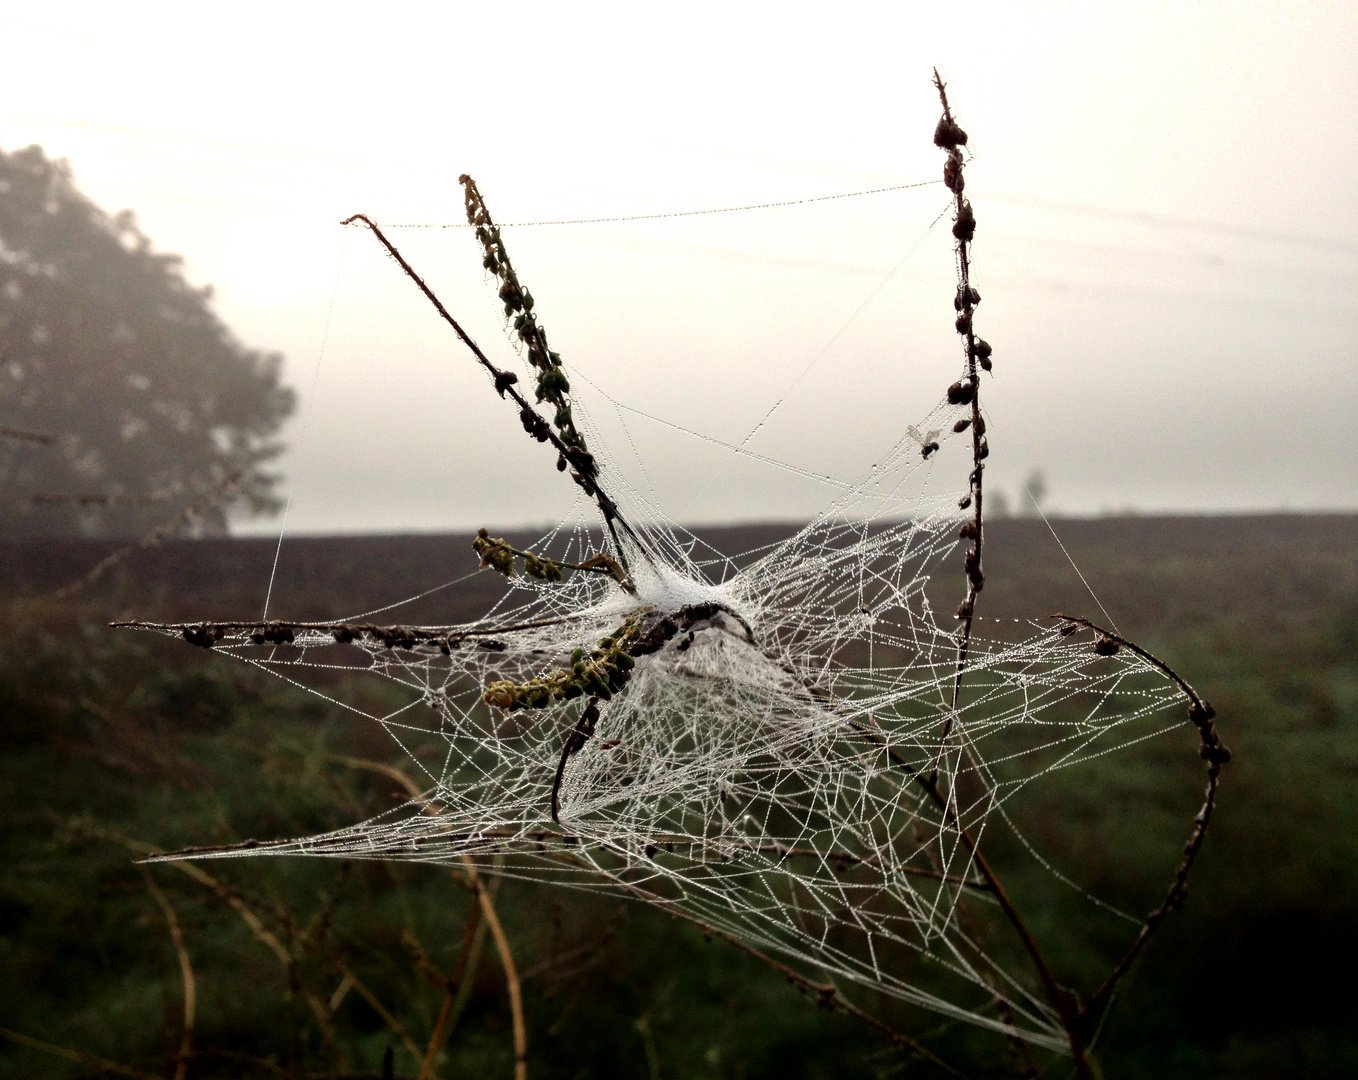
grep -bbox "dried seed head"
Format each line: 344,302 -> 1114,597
943,151 -> 965,193
934,116 -> 969,149
947,380 -> 976,406
483,682 -> 517,710
953,418 -> 971,433
952,203 -> 976,243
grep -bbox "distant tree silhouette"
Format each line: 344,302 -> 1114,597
0,143 -> 294,538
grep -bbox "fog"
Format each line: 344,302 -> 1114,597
2,2 -> 1354,533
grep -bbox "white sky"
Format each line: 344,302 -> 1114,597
2,1 -> 1354,533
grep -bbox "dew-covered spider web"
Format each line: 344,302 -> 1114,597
133,168 -> 1200,1053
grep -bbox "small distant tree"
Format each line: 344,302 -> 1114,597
0,143 -> 294,538
1021,468 -> 1048,516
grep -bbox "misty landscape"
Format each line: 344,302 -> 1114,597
2,4 -> 1355,1079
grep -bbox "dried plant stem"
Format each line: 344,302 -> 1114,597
94,827 -> 428,1067
142,869 -> 196,1080
465,857 -> 528,1080
340,213 -> 641,571
1050,615 -> 1230,1022
915,72 -> 1093,1076
140,831 -> 987,893
112,612 -> 591,652
931,67 -> 989,779
839,714 -> 1082,1070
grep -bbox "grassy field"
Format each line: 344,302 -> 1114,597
1,515 -> 1355,1078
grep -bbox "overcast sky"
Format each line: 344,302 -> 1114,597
2,2 -> 1354,534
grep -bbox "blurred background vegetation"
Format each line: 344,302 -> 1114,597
1,515 -> 1354,1079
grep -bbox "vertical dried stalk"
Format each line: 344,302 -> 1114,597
930,68 -> 991,763
141,870 -> 195,1080
923,71 -> 1094,1077
463,856 -> 528,1080
343,965 -> 427,1065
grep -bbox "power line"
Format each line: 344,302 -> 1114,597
382,180 -> 944,228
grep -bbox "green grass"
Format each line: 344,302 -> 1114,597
2,520 -> 1356,1078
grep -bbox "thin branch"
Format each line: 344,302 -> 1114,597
0,423 -> 57,445
104,830 -> 292,965
142,869 -> 196,1080
340,211 -> 643,577
842,716 -> 1084,1071
920,71 -> 1092,1077
48,469 -> 243,601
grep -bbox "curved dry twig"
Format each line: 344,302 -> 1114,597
1050,614 -> 1230,1023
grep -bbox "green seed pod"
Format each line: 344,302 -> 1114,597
614,652 -> 636,670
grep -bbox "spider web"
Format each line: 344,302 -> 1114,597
134,194 -> 1193,1052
